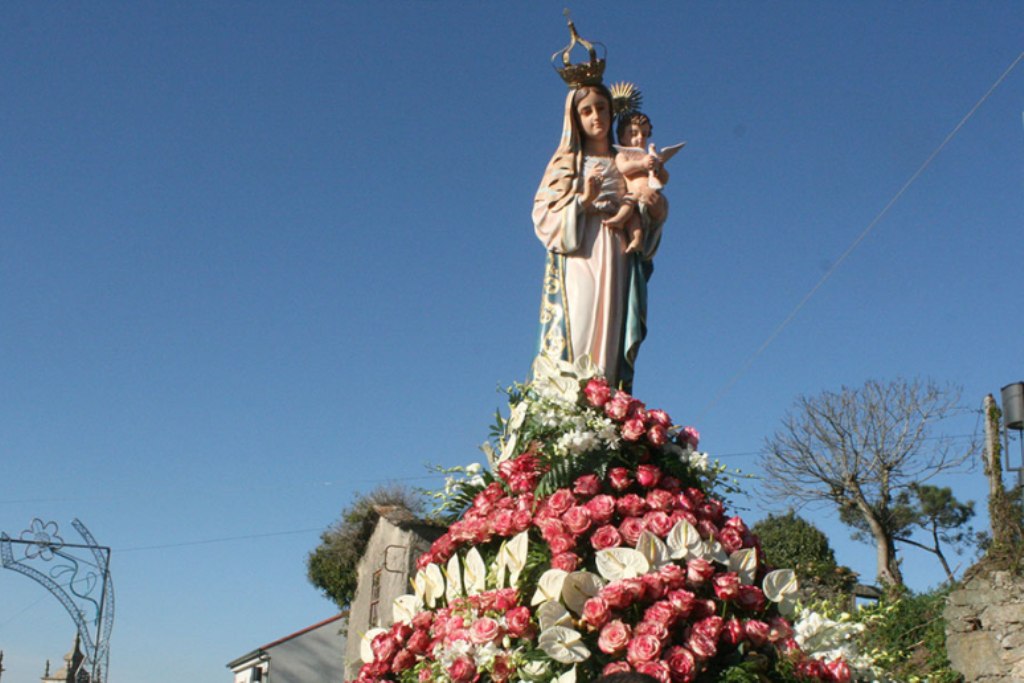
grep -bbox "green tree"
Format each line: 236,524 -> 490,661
760,378 -> 972,588
752,511 -> 856,602
306,484 -> 425,610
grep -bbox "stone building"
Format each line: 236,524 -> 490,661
343,506 -> 444,680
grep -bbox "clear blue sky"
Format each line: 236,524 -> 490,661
2,3 -> 1021,682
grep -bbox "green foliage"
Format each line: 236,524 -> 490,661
857,587 -> 961,683
752,511 -> 857,601
306,484 -> 425,609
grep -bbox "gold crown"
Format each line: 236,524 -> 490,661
551,11 -> 606,89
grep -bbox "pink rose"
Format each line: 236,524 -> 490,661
666,589 -> 696,616
664,646 -> 696,683
391,648 -> 416,672
600,582 -> 632,609
619,516 -> 647,545
591,524 -> 623,550
768,617 -> 793,643
660,565 -> 688,590
736,585 -> 767,612
680,426 -> 700,448
562,505 -> 592,535
636,660 -> 671,683
687,631 -> 717,660
470,619 -> 501,643
617,493 -> 647,517
605,392 -> 634,421
608,467 -> 634,491
634,619 -> 670,643
411,611 -> 433,630
647,488 -> 676,512
491,509 -> 516,537
547,488 -> 576,515
602,662 -> 632,676
551,551 -> 581,572
417,666 -> 433,683
504,606 -> 532,638
641,573 -> 666,601
446,656 -> 477,683
645,511 -> 674,537
686,558 -> 715,585
718,526 -> 744,553
406,629 -> 431,654
636,464 -> 663,488
744,619 -> 770,647
626,634 -> 663,666
643,600 -> 677,628
511,509 -> 533,533
584,377 -> 612,407
582,596 -> 611,628
622,417 -> 646,442
586,494 -> 617,524
548,532 -> 575,555
491,654 -> 515,683
647,424 -> 669,446
371,633 -> 399,663
598,619 -> 632,655
721,617 -> 744,646
713,572 -> 741,601
573,473 -> 601,497
826,658 -> 852,683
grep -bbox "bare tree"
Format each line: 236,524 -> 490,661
760,378 -> 972,588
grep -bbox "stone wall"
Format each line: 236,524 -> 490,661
945,571 -> 1024,682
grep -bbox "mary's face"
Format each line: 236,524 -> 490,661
574,89 -> 611,142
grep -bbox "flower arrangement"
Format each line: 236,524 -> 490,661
353,358 -> 856,683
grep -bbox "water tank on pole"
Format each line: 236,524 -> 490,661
1002,382 -> 1024,431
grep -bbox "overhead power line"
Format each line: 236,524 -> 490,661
697,51 -> 1024,422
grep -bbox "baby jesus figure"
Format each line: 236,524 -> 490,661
602,111 -> 684,253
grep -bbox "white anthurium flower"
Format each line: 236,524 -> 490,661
763,569 -> 800,616
553,665 -> 577,683
666,520 -> 704,560
503,531 -> 529,587
537,600 -> 573,631
508,401 -> 528,432
423,562 -> 445,607
704,539 -> 729,565
445,553 -> 464,603
521,660 -> 550,680
392,594 -> 420,624
360,627 -> 388,663
463,547 -> 487,595
538,626 -> 590,664
636,530 -> 671,570
595,547 -> 650,581
561,571 -> 604,615
728,548 -> 758,585
411,568 -> 427,603
500,433 -> 519,462
531,569 -> 568,605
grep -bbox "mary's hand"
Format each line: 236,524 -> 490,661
580,169 -> 603,209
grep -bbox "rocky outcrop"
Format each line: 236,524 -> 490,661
945,571 -> 1024,682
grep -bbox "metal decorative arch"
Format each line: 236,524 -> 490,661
0,518 -> 113,683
